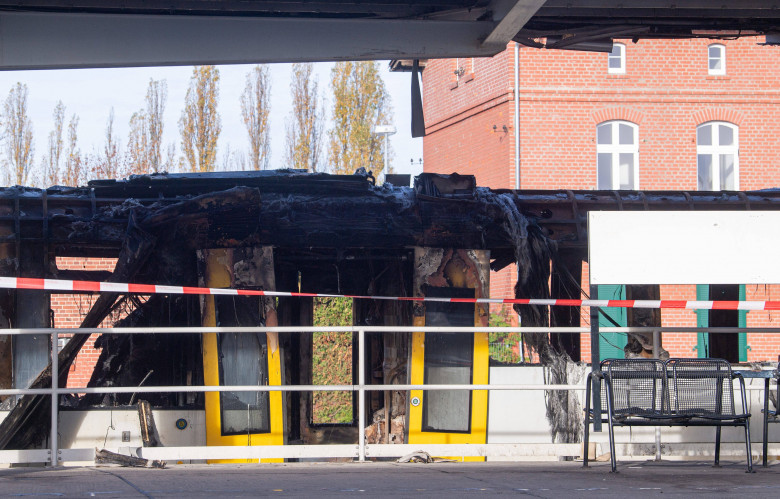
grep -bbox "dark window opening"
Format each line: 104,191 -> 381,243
707,284 -> 739,363
215,295 -> 271,436
422,286 -> 474,433
72,295 -> 205,410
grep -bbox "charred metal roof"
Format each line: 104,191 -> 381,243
4,170 -> 780,262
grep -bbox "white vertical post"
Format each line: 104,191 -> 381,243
513,41 -> 521,190
384,134 -> 389,176
653,329 -> 661,461
50,330 -> 58,467
358,329 -> 366,462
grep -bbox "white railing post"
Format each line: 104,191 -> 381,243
358,329 -> 366,462
50,329 -> 58,467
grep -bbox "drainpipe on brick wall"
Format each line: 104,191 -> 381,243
513,42 -> 521,189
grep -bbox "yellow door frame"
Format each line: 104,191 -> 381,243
407,248 -> 490,461
201,248 -> 284,463
408,322 -> 489,459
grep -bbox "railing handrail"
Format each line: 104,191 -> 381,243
3,324 -> 779,466
5,325 -> 780,335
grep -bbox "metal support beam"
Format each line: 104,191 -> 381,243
0,12 -> 499,70
483,0 -> 547,47
49,330 -> 58,467
590,284 -> 602,432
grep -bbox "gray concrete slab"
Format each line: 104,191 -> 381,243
0,460 -> 778,498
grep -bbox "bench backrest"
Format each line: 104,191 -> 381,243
666,358 -> 736,416
601,358 -> 668,417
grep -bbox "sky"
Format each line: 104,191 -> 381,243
0,62 -> 424,185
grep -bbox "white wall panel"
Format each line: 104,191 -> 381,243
589,211 -> 780,285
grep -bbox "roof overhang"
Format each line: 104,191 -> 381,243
0,1 -> 778,70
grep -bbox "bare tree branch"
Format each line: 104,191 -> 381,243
3,83 -> 35,186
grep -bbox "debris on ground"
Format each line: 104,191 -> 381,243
95,448 -> 165,468
396,451 -> 456,463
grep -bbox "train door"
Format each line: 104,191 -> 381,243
200,248 -> 284,462
407,248 -> 490,460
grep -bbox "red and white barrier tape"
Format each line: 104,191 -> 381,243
0,276 -> 777,311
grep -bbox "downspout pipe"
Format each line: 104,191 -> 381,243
513,42 -> 521,189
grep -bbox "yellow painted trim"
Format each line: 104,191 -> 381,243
408,319 -> 489,462
408,318 -> 426,438
202,249 -> 284,463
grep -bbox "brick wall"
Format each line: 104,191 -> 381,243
53,257 -> 117,388
423,37 -> 780,362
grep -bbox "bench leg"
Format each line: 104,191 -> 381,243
583,378 -> 592,468
604,379 -> 618,472
583,420 -> 590,467
714,426 -> 721,467
607,418 -> 617,472
744,421 -> 754,473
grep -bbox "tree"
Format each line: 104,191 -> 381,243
2,83 -> 35,186
146,79 -> 167,172
162,143 -> 177,173
91,108 -> 123,180
220,145 -> 247,172
285,63 -> 324,172
127,111 -> 148,175
41,101 -> 65,187
61,114 -> 83,186
125,79 -> 167,175
327,61 -> 393,175
179,66 -> 221,172
240,65 -> 271,170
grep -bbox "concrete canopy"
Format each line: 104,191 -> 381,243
0,1 -> 778,69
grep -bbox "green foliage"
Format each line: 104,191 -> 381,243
488,306 -> 523,364
313,296 -> 352,327
312,297 -> 353,423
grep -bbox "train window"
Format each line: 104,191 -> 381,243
422,287 -> 474,433
215,296 -> 271,435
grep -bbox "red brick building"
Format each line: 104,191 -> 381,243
53,257 -> 119,388
422,37 -> 780,363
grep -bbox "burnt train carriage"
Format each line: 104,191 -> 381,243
1,170 -> 778,454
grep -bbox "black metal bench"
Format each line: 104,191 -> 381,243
583,358 -> 753,472
768,362 -> 779,428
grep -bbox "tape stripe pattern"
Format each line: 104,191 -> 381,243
1,276 -> 778,311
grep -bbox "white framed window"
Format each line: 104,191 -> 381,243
697,122 -> 738,190
608,43 -> 626,74
596,121 -> 639,190
708,44 -> 726,75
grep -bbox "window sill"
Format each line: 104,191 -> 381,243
706,75 -> 730,81
606,74 -> 629,79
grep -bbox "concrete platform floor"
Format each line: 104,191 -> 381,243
0,460 -> 778,498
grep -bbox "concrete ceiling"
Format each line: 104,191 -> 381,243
0,1 -> 778,69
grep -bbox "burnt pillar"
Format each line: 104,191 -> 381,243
550,251 -> 584,361
0,222 -> 14,401
13,196 -> 50,394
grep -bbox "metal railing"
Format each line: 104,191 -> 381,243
0,325 -> 778,465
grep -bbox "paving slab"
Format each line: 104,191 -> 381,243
0,460 -> 777,498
